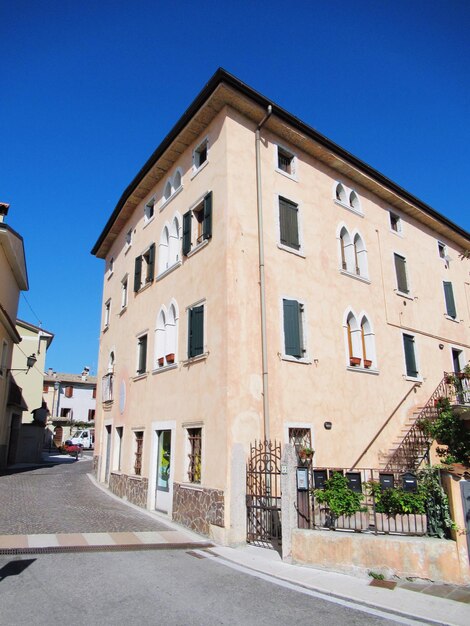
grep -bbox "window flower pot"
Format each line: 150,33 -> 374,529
158,357 -> 164,367
350,356 -> 361,366
364,359 -> 372,369
166,353 -> 175,364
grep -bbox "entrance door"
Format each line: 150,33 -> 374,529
155,430 -> 171,513
104,425 -> 112,483
452,349 -> 469,404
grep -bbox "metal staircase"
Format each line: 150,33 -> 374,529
385,373 -> 464,472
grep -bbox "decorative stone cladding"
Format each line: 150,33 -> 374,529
172,483 -> 224,535
93,455 -> 99,477
109,472 -> 148,508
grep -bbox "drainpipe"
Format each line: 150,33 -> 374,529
256,105 -> 272,442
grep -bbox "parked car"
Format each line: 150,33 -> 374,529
69,429 -> 94,450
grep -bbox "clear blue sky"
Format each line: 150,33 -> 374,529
2,0 -> 469,374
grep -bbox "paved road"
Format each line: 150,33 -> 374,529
0,550 -> 406,626
0,454 -> 169,534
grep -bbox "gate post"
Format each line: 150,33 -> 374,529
281,443 -> 297,560
230,442 -> 247,545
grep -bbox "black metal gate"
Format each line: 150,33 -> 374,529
246,440 -> 282,550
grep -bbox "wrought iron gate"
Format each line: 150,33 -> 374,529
246,440 -> 282,549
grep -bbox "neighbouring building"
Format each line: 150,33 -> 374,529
43,370 -> 97,425
9,320 -> 54,463
0,202 -> 29,469
91,69 -> 470,544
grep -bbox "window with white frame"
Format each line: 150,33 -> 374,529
279,196 -> 300,251
389,211 -> 402,234
154,304 -> 178,368
403,333 -> 419,379
437,241 -> 446,259
360,316 -> 376,369
125,228 -> 133,247
158,226 -> 170,275
134,243 -> 155,292
173,169 -> 182,190
338,226 -> 368,278
158,217 -> 181,276
394,253 -> 409,294
283,298 -> 306,360
336,183 -> 347,204
353,234 -> 368,278
276,145 -> 296,177
108,257 -> 114,277
0,340 -> 8,377
136,334 -> 148,375
103,299 -> 111,329
121,275 -> 128,310
344,310 -> 376,369
443,281 -> 457,319
193,138 -> 208,172
334,182 -> 362,214
144,198 -> 155,222
182,192 -> 212,256
163,180 -> 172,202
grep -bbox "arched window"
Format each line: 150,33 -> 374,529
158,226 -> 170,275
108,351 -> 115,374
173,170 -> 182,190
168,216 -> 180,266
349,191 -> 360,212
164,180 -> 172,202
165,303 -> 178,363
346,312 -> 362,366
339,227 -> 354,273
336,183 -> 346,204
155,309 -> 166,367
360,315 -> 376,369
353,233 -> 368,278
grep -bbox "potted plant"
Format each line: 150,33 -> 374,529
363,359 -> 372,369
313,472 -> 367,530
350,356 -> 361,366
158,357 -> 164,367
166,353 -> 175,364
298,447 -> 314,464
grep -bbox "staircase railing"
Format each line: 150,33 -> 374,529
385,372 -> 464,472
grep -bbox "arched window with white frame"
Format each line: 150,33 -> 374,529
155,308 -> 166,368
158,225 -> 170,275
163,180 -> 172,202
345,310 -> 362,366
338,226 -> 354,273
349,190 -> 360,212
168,216 -> 180,266
353,233 -> 368,278
360,315 -> 376,369
108,351 -> 115,374
336,183 -> 346,204
173,169 -> 182,191
165,302 -> 178,364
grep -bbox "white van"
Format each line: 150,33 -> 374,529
70,429 -> 95,450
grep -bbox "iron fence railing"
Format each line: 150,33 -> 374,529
297,466 -> 428,536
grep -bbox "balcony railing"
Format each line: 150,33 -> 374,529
297,466 -> 428,536
101,373 -> 114,403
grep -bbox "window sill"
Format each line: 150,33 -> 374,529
102,325 -> 109,334
179,483 -> 204,492
282,355 -> 311,365
394,290 -> 414,301
183,352 -> 208,366
133,373 -> 148,382
340,269 -> 370,284
389,229 -> 403,238
136,281 -> 153,295
119,306 -> 127,317
404,375 -> 422,384
107,271 -> 114,280
124,243 -> 132,255
152,363 -> 178,375
190,159 -> 209,180
143,215 -> 155,229
186,238 -> 209,258
275,167 -> 297,182
334,199 -> 364,217
277,243 -> 305,258
156,260 -> 182,281
346,366 -> 379,375
160,185 -> 183,212
444,315 -> 460,323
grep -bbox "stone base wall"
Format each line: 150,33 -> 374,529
109,472 -> 148,508
92,455 -> 99,477
172,483 -> 224,536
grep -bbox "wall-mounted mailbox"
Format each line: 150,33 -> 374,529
379,473 -> 394,491
296,467 -> 309,491
346,472 -> 362,493
402,472 -> 418,492
313,469 -> 328,490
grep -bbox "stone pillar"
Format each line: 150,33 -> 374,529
281,443 -> 297,560
229,442 -> 247,545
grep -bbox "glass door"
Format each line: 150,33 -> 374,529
155,430 -> 171,512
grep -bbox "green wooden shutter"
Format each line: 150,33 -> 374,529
283,299 -> 302,358
203,192 -> 212,240
188,305 -> 204,357
183,211 -> 192,256
403,334 -> 418,378
147,243 -> 155,282
134,255 -> 142,292
394,254 -> 408,293
279,197 -> 300,250
443,282 -> 456,318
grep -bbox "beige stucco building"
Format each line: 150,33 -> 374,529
92,70 -> 470,542
0,202 -> 29,469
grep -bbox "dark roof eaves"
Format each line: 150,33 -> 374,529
91,68 -> 469,256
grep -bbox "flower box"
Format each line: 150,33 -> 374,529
363,359 -> 372,369
350,356 -> 361,366
158,357 -> 164,367
166,353 -> 175,364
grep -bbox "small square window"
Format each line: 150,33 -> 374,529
125,229 -> 133,247
121,276 -> 128,309
389,212 -> 402,234
144,199 -> 155,222
182,192 -> 212,256
277,146 -> 295,176
193,139 -> 208,171
108,257 -> 114,276
104,300 -> 111,328
438,242 -> 446,259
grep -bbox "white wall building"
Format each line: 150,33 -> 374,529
43,370 -> 96,423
